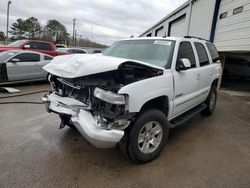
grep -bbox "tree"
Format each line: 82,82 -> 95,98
9,17 -> 41,39
9,18 -> 26,39
44,20 -> 69,42
0,31 -> 5,40
25,17 -> 41,39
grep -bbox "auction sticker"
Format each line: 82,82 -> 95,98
154,41 -> 171,46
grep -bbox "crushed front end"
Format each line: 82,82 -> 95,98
42,54 -> 163,149
42,71 -> 135,148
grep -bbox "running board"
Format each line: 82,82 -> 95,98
169,104 -> 207,128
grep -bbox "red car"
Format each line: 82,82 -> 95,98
0,40 -> 68,56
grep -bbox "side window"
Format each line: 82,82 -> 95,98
67,49 -> 74,53
12,53 -> 40,62
74,49 -> 86,54
177,41 -> 196,68
28,42 -> 52,50
194,42 -> 210,67
44,55 -> 53,60
206,43 -> 219,62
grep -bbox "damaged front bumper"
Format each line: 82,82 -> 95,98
42,93 -> 124,148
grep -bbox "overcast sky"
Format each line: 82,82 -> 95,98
0,0 -> 187,45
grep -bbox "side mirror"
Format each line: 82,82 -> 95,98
9,58 -> 20,63
176,58 -> 191,71
23,44 -> 30,49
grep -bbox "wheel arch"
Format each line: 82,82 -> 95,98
212,78 -> 219,88
139,96 -> 169,117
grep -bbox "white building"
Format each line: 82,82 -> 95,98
140,0 -> 250,89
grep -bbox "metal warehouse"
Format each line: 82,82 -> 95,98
140,0 -> 250,91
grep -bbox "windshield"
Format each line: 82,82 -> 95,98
0,51 -> 18,62
8,40 -> 28,47
104,40 -> 175,67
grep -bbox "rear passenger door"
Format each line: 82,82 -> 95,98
194,42 -> 213,102
172,41 -> 200,117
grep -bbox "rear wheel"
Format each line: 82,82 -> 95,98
120,109 -> 169,163
201,85 -> 217,116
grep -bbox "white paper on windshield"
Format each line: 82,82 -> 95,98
154,41 -> 171,46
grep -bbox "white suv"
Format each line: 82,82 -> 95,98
42,37 -> 222,163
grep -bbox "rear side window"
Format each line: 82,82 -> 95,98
44,55 -> 53,60
194,42 -> 209,66
177,41 -> 196,68
206,43 -> 219,62
12,53 -> 40,62
28,42 -> 52,50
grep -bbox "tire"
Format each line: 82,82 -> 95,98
201,85 -> 217,116
59,114 -> 76,129
119,109 -> 169,163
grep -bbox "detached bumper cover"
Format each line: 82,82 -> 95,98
42,93 -> 124,148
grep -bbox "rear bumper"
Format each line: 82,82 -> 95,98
42,93 -> 124,148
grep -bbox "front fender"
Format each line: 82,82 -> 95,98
118,71 -> 174,113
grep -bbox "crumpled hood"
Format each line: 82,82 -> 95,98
43,54 -> 163,78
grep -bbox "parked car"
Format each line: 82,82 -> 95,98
42,37 -> 222,163
0,50 -> 53,85
55,44 -> 68,48
223,57 -> 250,79
0,40 -> 67,56
56,48 -> 86,54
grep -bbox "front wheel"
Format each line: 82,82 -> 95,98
201,86 -> 217,116
120,109 -> 169,163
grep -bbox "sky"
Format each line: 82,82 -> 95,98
0,0 -> 187,45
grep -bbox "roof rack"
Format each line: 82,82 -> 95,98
184,36 -> 209,41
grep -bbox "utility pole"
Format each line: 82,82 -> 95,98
6,0 -> 12,44
72,18 -> 76,46
91,24 -> 93,48
75,29 -> 77,46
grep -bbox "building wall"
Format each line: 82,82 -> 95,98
188,0 -> 216,39
214,0 -> 250,52
141,0 -> 216,39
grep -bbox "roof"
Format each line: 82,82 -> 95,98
117,36 -> 210,43
139,0 -> 191,36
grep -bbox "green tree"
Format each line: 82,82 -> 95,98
10,17 -> 41,39
0,31 -> 5,40
25,17 -> 41,39
9,18 -> 26,39
44,19 -> 69,42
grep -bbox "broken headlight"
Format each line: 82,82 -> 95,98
94,87 -> 126,105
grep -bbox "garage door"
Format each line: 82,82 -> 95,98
169,15 -> 186,37
155,26 -> 165,37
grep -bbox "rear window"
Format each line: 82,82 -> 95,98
194,42 -> 210,67
206,43 -> 219,62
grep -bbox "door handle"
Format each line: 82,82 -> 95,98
196,74 -> 201,80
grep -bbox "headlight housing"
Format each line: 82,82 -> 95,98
94,87 -> 126,105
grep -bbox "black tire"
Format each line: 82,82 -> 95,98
201,85 -> 217,116
119,109 -> 169,163
59,115 -> 76,129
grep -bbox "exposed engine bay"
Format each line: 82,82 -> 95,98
49,62 -> 163,122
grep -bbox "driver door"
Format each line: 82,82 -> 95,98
7,52 -> 41,81
172,41 -> 200,118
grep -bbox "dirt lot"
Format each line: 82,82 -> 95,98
0,83 -> 250,188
